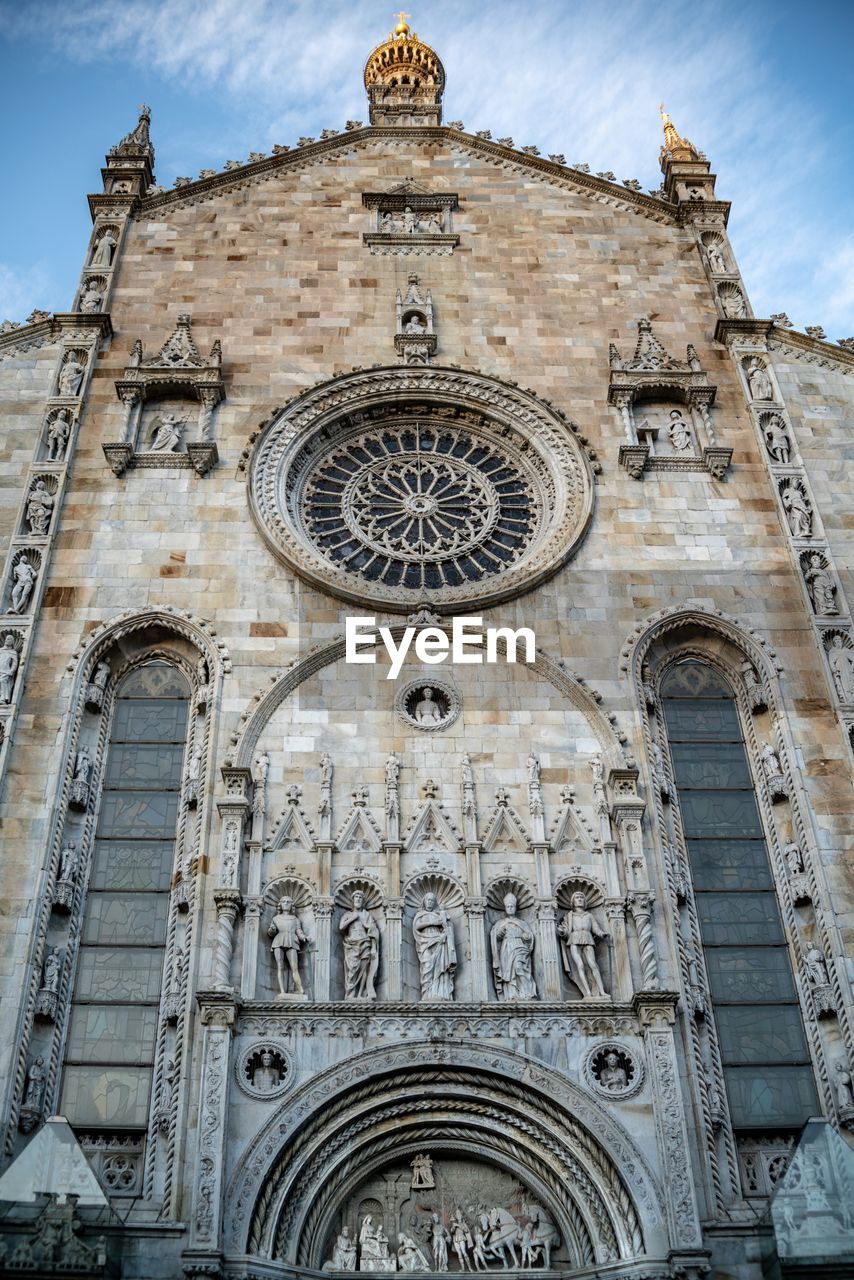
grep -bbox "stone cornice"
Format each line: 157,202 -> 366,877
0,317 -> 60,357
54,312 -> 114,340
134,126 -> 680,226
767,325 -> 854,374
713,317 -> 773,346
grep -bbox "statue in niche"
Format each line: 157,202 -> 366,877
74,746 -> 92,786
327,1225 -> 357,1271
784,842 -> 804,875
557,891 -> 609,999
0,635 -> 19,703
404,314 -> 427,333
490,893 -> 537,1001
835,1061 -> 854,1110
23,1055 -> 46,1113
590,756 -> 608,815
668,409 -> 692,451
804,943 -> 829,988
148,412 -> 186,453
827,634 -> 854,701
403,206 -> 420,233
398,1235 -> 430,1272
721,288 -> 746,319
91,231 -> 117,267
93,660 -> 111,690
599,1050 -> 628,1091
804,554 -> 838,616
79,282 -> 103,313
705,240 -> 727,273
413,892 -> 456,1000
410,1153 -> 434,1189
781,481 -> 812,538
47,408 -> 71,460
41,946 -> 62,994
429,1212 -> 450,1272
747,362 -> 773,401
268,896 -> 309,998
339,890 -> 380,1000
764,415 -> 790,464
58,354 -> 85,398
10,559 -> 37,614
252,1049 -> 283,1093
414,686 -> 443,724
26,479 -> 54,535
58,842 -> 79,884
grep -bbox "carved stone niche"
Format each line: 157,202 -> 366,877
823,630 -> 854,705
553,876 -> 612,1001
609,317 -> 730,480
363,184 -> 460,256
104,314 -> 224,476
484,876 -> 538,1003
261,875 -> 315,1002
394,677 -> 460,731
584,1040 -> 644,1099
235,1040 -> 293,1099
76,274 -> 109,314
395,273 -> 437,365
4,547 -> 41,617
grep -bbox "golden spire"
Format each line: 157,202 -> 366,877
394,11 -> 411,37
658,103 -> 700,162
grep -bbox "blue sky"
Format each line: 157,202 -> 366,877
1,0 -> 852,336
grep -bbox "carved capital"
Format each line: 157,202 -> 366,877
213,888 -> 242,921
464,896 -> 487,918
618,442 -> 650,479
221,765 -> 253,800
102,442 -> 134,475
197,992 -> 239,1028
633,990 -> 679,1029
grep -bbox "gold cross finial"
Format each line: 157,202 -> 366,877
394,11 -> 410,36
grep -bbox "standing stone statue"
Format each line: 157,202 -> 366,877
429,1212 -> 449,1272
0,635 -> 20,704
804,943 -> 829,989
413,892 -> 456,1000
764,416 -> 790,464
450,1209 -> 473,1271
747,362 -> 773,401
784,842 -> 804,875
47,408 -> 71,460
668,409 -> 692,451
26,479 -> 54,535
339,890 -> 380,1000
804,554 -> 838,615
42,946 -> 62,993
781,482 -> 812,538
59,842 -> 79,884
705,240 -> 727,273
91,231 -> 117,266
10,559 -> 37,614
268,896 -> 308,998
23,1055 -> 46,1112
835,1061 -> 854,1110
74,746 -> 92,785
590,756 -> 608,815
58,354 -> 85,397
827,635 -> 854,701
79,283 -> 103,313
410,1153 -> 434,1188
490,893 -> 537,1001
557,891 -> 609,999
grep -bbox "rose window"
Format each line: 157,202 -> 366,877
301,425 -> 537,591
248,367 -> 593,613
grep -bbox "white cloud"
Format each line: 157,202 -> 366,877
1,0 -> 851,331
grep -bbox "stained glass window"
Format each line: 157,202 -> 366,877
61,662 -> 189,1132
660,660 -> 818,1131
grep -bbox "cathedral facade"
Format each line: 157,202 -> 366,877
0,18 -> 852,1280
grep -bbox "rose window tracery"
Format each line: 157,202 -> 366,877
249,367 -> 594,612
301,424 -> 537,591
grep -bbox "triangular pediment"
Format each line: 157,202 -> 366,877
386,179 -> 433,195
548,796 -> 596,856
403,799 -> 461,855
481,803 -> 529,854
269,802 -> 316,854
334,805 -> 383,856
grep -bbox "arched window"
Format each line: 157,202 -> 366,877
660,659 -> 818,1130
60,662 -> 189,1131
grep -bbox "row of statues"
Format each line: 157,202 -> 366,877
378,207 -> 444,235
328,1204 -> 558,1272
269,890 -> 609,1002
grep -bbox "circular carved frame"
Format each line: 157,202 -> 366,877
394,675 -> 461,731
248,366 -> 595,614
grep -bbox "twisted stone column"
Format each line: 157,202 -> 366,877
212,889 -> 241,991
629,892 -> 660,990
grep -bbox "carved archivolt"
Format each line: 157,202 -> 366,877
225,1044 -> 667,1263
247,366 -> 595,614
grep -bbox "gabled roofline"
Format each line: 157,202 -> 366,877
129,125 -> 684,225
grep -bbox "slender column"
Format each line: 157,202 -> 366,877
604,900 -> 631,1000
190,997 -> 236,1252
465,844 -> 482,897
383,842 -> 401,898
217,766 -> 252,890
384,899 -> 403,1000
317,842 -> 334,898
535,899 -> 561,1000
465,897 -> 488,1000
120,388 -> 141,444
240,897 -> 262,1000
212,889 -> 241,991
532,844 -> 551,898
629,892 -> 660,990
313,897 -> 334,1001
